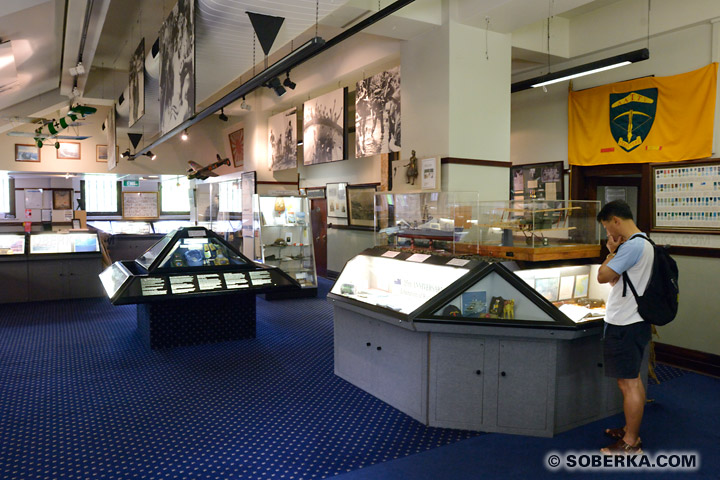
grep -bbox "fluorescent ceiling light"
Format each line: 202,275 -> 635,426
511,48 -> 649,93
531,61 -> 631,88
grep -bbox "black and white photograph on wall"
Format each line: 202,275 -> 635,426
159,0 -> 195,136
128,38 -> 145,128
303,88 -> 346,166
268,108 -> 297,171
326,182 -> 347,218
355,66 -> 401,158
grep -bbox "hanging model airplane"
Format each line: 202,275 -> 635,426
5,105 -> 97,148
187,154 -> 231,180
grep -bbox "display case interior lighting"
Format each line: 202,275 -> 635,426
511,48 -> 650,93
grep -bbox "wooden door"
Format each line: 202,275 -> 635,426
310,198 -> 327,278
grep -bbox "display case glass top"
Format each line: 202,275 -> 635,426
0,234 -> 26,255
29,232 -> 100,254
100,227 -> 299,305
329,248 -> 481,316
255,194 -> 317,288
418,262 -> 609,328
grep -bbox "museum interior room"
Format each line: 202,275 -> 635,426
0,0 -> 719,478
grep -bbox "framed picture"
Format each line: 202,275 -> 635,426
96,145 -> 108,162
346,184 -> 378,227
15,144 -> 40,162
57,142 -> 81,160
53,189 -> 74,210
574,274 -> 589,298
534,277 -> 560,302
305,187 -> 326,199
268,108 -> 297,171
326,182 -> 347,218
652,162 -> 720,231
509,161 -> 564,201
303,87 -> 346,165
229,128 -> 244,168
355,66 -> 401,157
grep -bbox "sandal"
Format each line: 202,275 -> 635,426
604,427 -> 625,440
601,437 -> 643,455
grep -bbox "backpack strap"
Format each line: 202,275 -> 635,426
617,233 -> 652,298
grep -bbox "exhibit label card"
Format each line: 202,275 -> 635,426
141,277 -> 168,296
224,272 -> 249,289
406,253 -> 431,263
170,275 -> 198,294
381,250 -> 401,258
197,274 -> 223,291
446,258 -> 470,267
249,271 -> 273,286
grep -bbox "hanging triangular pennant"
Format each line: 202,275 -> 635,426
247,12 -> 285,56
128,133 -> 143,149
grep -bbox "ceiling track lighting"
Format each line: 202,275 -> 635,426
145,151 -> 157,160
283,71 -> 296,90
240,96 -> 251,111
121,149 -> 135,161
181,129 -> 188,141
266,76 -> 286,97
218,108 -> 229,122
511,48 -> 650,93
69,61 -> 85,76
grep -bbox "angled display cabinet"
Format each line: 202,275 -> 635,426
328,248 -> 640,437
100,226 -> 300,348
254,194 -> 317,298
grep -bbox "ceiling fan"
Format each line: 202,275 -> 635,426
5,105 -> 97,148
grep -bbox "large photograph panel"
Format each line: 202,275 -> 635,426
160,0 -> 195,135
355,66 -> 401,157
128,38 -> 145,127
268,108 -> 297,171
303,88 -> 346,166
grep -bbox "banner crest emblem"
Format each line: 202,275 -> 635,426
609,88 -> 657,152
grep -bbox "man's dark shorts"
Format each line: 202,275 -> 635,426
603,321 -> 652,379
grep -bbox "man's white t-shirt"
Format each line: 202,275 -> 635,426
604,233 -> 654,326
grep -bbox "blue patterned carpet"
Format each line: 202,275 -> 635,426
0,279 -> 480,480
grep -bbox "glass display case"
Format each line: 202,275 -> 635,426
329,248 -> 608,329
375,192 -> 480,255
0,233 -> 26,255
374,193 -> 601,261
100,226 -> 299,305
254,194 -> 317,289
29,232 -> 100,254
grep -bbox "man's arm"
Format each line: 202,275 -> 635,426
597,234 -> 623,285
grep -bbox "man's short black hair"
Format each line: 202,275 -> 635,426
597,200 -> 634,222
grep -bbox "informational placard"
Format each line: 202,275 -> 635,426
224,272 -> 250,289
122,192 -> 159,219
197,274 -> 223,291
406,253 -> 431,263
169,275 -> 198,294
653,163 -> 720,230
141,277 -> 168,296
248,271 -> 273,286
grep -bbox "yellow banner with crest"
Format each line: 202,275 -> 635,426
568,63 -> 717,166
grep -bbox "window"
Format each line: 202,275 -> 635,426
0,174 -> 13,215
218,181 -> 242,213
160,176 -> 190,213
83,177 -> 119,213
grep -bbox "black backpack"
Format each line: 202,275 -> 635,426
620,235 -> 679,326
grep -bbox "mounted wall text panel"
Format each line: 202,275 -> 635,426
122,192 -> 159,220
652,161 -> 720,231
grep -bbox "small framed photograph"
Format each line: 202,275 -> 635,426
53,189 -> 74,210
535,277 -> 560,302
15,144 -> 40,162
96,144 -> 108,162
326,182 -> 347,218
57,142 -> 81,160
346,184 -> 378,227
72,219 -> 81,229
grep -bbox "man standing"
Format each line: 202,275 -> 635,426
596,200 -> 653,454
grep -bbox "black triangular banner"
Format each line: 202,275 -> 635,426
128,133 -> 143,149
247,11 -> 285,56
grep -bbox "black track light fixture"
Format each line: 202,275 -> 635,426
181,129 -> 188,141
121,149 -> 131,158
218,108 -> 229,122
283,71 -> 296,90
266,76 -> 286,97
145,151 -> 157,160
